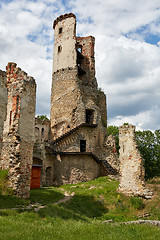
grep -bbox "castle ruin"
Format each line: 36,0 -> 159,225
32,13 -> 118,187
0,13 -> 149,198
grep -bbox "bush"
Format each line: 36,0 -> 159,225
130,196 -> 145,210
37,115 -> 49,120
0,170 -> 12,195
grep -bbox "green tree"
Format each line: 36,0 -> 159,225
136,130 -> 155,179
136,130 -> 160,179
37,115 -> 49,121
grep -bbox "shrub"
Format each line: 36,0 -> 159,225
0,170 -> 12,195
130,196 -> 145,210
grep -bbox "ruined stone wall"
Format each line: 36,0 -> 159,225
76,36 -> 97,88
53,153 -> 101,185
33,118 -> 53,186
1,62 -> 36,198
97,90 -> 107,128
104,134 -> 119,174
0,70 -> 7,161
35,118 -> 50,143
118,124 -> 152,197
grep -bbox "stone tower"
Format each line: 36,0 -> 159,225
1,63 -> 36,198
50,13 -> 107,159
47,13 -> 113,185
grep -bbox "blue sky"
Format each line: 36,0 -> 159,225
1,0 -> 160,130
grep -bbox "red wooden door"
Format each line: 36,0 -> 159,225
30,166 -> 41,189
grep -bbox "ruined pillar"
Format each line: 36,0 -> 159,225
0,70 -> 7,160
118,124 -> 152,198
1,63 -> 36,198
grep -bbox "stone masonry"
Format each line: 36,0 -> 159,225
1,63 -> 36,198
118,124 -> 152,198
50,13 -> 107,146
46,13 -> 118,185
0,70 -> 7,161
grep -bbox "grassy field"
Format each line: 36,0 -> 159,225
0,175 -> 160,240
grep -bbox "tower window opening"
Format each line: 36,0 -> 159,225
41,128 -> 44,139
59,27 -> 62,34
58,45 -> 62,53
77,45 -> 82,53
9,111 -> 12,126
80,140 -> 86,152
86,109 -> 94,124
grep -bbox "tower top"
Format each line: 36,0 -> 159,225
53,13 -> 76,29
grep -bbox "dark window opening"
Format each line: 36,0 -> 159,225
86,109 -> 94,124
41,128 -> 44,138
9,111 -> 12,126
59,27 -> 62,34
58,45 -> 62,53
77,45 -> 82,53
80,140 -> 86,152
15,95 -> 20,117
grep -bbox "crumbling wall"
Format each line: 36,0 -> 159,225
35,118 -> 50,143
76,36 -> 97,88
1,62 -> 36,198
118,124 -> 152,198
104,135 -> 119,175
0,70 -> 7,161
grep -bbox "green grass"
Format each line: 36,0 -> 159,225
0,176 -> 160,239
0,214 -> 160,240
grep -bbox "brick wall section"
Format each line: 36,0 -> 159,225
118,124 -> 152,197
0,70 -> 7,161
1,62 -> 36,198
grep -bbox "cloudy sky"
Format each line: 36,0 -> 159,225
1,0 -> 160,130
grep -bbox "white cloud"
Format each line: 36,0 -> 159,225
1,0 -> 160,130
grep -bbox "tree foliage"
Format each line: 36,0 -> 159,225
136,130 -> 160,179
37,115 -> 49,121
